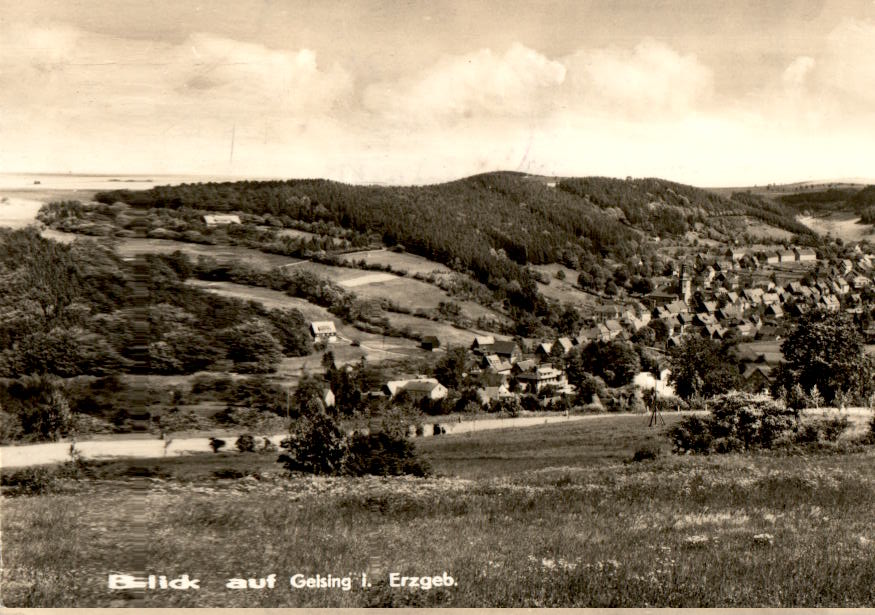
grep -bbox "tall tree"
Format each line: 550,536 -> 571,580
779,309 -> 873,404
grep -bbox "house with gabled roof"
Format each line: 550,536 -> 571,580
778,250 -> 796,263
310,320 -> 337,343
794,247 -> 817,262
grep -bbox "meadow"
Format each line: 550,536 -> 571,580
3,413 -> 874,607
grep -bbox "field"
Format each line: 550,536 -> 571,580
338,249 -> 452,276
3,413 -> 874,607
532,263 -> 602,309
797,213 -> 875,243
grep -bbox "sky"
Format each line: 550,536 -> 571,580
1,0 -> 874,186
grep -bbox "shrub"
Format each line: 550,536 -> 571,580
796,415 -> 851,444
208,437 -> 226,453
708,391 -> 798,449
344,430 -> 430,477
631,443 -> 662,462
278,413 -> 347,475
235,433 -> 256,453
277,411 -> 430,477
820,415 -> 850,442
667,414 -> 714,454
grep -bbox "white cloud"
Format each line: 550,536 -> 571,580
562,39 -> 714,116
363,43 -> 566,124
782,56 -> 815,87
823,18 -> 875,105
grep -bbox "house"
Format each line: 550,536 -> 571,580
471,335 -> 496,352
697,301 -> 718,314
820,294 -> 841,311
832,279 -> 850,295
794,247 -> 817,262
482,353 -> 512,375
490,340 -> 522,364
322,389 -> 336,408
384,378 -> 448,401
537,338 -> 573,361
402,379 -> 449,402
725,247 -> 747,261
851,275 -> 870,289
476,384 -> 515,406
694,313 -> 717,327
702,324 -> 727,339
665,300 -> 689,315
744,287 -> 765,304
765,303 -> 784,318
515,363 -> 565,393
762,292 -> 781,305
203,214 -> 241,226
309,321 -> 337,343
742,365 -> 773,393
736,322 -> 757,338
840,259 -> 854,275
633,369 -> 675,398
420,336 -> 441,351
511,359 -> 538,375
778,250 -> 796,263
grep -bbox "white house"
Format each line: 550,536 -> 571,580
203,214 -> 241,226
310,321 -> 337,343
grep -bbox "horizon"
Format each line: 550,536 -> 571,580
2,170 -> 874,191
2,0 -> 874,186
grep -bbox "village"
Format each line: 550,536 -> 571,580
307,240 -> 875,413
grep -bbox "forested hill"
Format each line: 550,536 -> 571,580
94,172 -> 802,291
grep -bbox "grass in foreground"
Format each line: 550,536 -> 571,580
2,415 -> 874,607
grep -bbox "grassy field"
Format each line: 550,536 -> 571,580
531,263 -> 603,309
797,213 -> 875,242
338,249 -> 453,276
3,413 -> 874,607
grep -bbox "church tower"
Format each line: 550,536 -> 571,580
679,264 -> 692,304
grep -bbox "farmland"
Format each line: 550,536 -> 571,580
3,411 -> 874,607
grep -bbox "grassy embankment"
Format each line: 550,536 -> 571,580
2,412 -> 874,607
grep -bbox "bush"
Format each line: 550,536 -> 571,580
668,392 -> 799,454
208,437 -> 226,453
278,413 -> 348,475
820,415 -> 850,442
235,433 -> 256,453
344,430 -> 430,477
709,391 -> 798,449
795,415 -> 851,444
667,414 -> 714,454
277,411 -> 430,477
631,443 -> 662,462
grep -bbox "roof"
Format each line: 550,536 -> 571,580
203,214 -> 241,225
404,380 -> 443,393
310,321 -> 336,334
472,335 -> 495,347
490,340 -> 519,355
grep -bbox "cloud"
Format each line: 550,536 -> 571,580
0,24 -> 353,129
822,18 -> 875,105
782,56 -> 815,87
562,39 -> 714,116
363,43 -> 566,124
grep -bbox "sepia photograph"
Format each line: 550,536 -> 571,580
1,0 -> 874,608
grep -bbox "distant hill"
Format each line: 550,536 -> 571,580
93,172 -> 816,311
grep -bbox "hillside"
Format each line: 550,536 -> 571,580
93,172 -> 809,283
